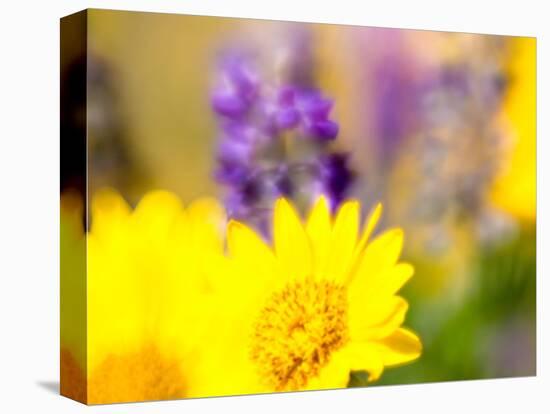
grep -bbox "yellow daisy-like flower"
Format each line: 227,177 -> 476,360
60,191 -> 87,402
86,189 -> 225,404
202,196 -> 421,396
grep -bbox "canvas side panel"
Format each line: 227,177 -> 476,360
60,9 -> 88,404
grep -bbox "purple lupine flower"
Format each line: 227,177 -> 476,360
210,39 -> 353,235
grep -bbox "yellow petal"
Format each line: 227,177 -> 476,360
379,263 -> 414,296
349,228 -> 404,289
349,296 -> 409,341
186,197 -> 226,224
305,348 -> 351,390
354,263 -> 414,302
91,187 -> 131,216
227,220 -> 278,286
132,190 -> 183,238
273,198 -> 312,280
376,328 -> 422,366
185,197 -> 226,254
324,200 -> 360,282
344,343 -> 385,382
355,202 -> 382,257
90,188 -> 130,239
306,195 -> 332,276
185,198 -> 227,244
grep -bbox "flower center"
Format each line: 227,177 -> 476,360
250,279 -> 349,391
88,345 -> 187,404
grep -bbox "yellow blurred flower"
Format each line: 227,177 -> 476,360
491,37 -> 536,221
60,191 -> 87,402
86,189 -> 226,404
200,196 -> 421,396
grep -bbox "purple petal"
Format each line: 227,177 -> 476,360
211,91 -> 248,118
275,107 -> 301,129
218,139 -> 253,165
298,90 -> 333,120
222,122 -> 257,143
219,53 -> 259,100
306,119 -> 339,140
277,86 -> 296,106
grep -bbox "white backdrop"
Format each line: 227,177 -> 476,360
0,0 -> 547,412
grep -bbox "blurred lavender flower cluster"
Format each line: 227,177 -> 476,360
376,37 -> 513,259
210,45 -> 353,234
411,60 -> 509,242
346,32 -> 513,279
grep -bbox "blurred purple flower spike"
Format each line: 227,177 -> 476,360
210,39 -> 353,235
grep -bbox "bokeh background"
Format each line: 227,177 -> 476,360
61,9 -> 536,385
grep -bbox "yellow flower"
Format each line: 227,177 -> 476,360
60,191 -> 87,402
491,37 -> 536,221
86,189 -> 225,404
200,196 -> 421,396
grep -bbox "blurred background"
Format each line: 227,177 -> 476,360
61,9 -> 536,385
